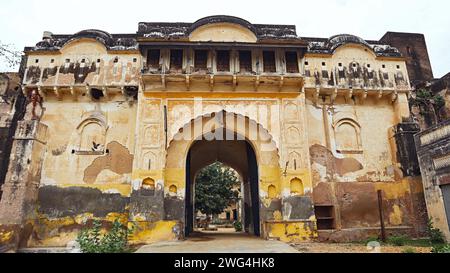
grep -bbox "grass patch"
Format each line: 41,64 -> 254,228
353,236 -> 443,249
351,236 -> 380,245
387,235 -> 409,246
402,247 -> 416,254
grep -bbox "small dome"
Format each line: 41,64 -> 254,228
189,15 -> 256,35
327,34 -> 371,52
71,29 -> 114,46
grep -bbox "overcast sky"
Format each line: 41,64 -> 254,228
0,0 -> 448,77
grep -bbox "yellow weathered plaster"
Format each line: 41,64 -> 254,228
57,184 -> 132,197
374,180 -> 411,199
267,222 -> 318,243
389,205 -> 403,226
129,221 -> 178,245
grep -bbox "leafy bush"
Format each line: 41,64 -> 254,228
387,235 -> 409,246
427,218 -> 446,244
234,221 -> 243,232
416,89 -> 432,99
431,245 -> 450,253
77,220 -> 133,253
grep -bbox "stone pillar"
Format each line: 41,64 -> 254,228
0,120 -> 47,251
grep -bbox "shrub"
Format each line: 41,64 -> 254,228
387,235 -> 409,246
427,218 -> 446,244
234,221 -> 243,232
431,245 -> 450,253
364,236 -> 380,245
77,219 -> 133,253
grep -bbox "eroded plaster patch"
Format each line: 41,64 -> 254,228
83,141 -> 134,184
310,144 -> 364,178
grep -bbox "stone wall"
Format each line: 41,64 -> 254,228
415,119 -> 450,241
380,32 -> 434,84
0,73 -> 26,197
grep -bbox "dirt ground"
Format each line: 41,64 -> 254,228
137,229 -> 434,253
137,230 -> 299,253
292,242 -> 432,253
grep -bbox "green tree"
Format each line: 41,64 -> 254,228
195,162 -> 240,221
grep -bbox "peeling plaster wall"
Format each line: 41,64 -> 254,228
303,44 -> 410,91
307,96 -> 399,184
24,39 -> 141,87
39,98 -> 137,188
306,92 -> 428,238
28,96 -> 137,246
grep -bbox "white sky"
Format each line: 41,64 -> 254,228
0,0 -> 449,77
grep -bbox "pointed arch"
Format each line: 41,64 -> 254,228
166,110 -> 280,169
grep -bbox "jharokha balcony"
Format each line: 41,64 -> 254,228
140,48 -> 305,93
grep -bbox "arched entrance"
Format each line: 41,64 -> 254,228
185,134 -> 260,237
165,111 -> 281,239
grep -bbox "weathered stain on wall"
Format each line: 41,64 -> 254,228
23,38 -> 140,88
310,144 -> 364,179
38,186 -> 129,218
0,73 -> 26,196
84,141 -> 134,184
265,221 -> 318,243
303,41 -> 409,91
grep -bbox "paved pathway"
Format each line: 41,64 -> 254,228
136,230 -> 299,253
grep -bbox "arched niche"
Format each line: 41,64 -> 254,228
333,118 -> 362,154
169,185 -> 178,196
290,178 -> 304,196
268,185 -> 277,199
76,111 -> 108,154
142,177 -> 156,190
